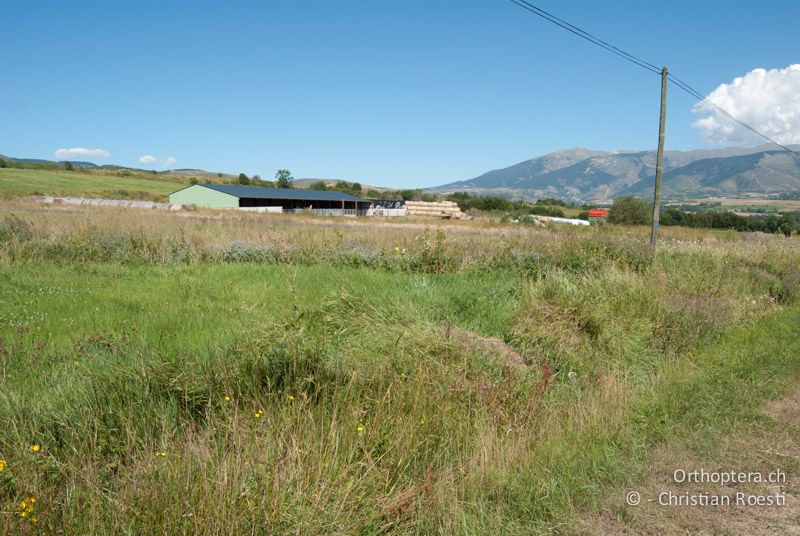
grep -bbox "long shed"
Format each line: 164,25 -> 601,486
169,184 -> 372,213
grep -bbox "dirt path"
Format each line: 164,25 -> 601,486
577,382 -> 800,535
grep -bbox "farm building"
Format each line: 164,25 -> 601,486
169,184 -> 372,214
587,208 -> 609,222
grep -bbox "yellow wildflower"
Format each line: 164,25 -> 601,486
155,451 -> 166,458
224,395 -> 231,401
288,395 -> 295,401
31,444 -> 40,452
17,497 -> 36,522
0,459 -> 6,472
357,426 -> 364,432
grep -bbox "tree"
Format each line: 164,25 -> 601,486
64,161 -> 74,171
275,169 -> 293,189
0,158 -> 6,168
608,196 -> 651,225
779,213 -> 797,237
238,173 -> 249,185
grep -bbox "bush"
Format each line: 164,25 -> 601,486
608,196 -> 651,225
528,205 -> 565,217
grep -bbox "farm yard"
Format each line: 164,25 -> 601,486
0,200 -> 799,534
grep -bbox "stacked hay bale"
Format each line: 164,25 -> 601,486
404,200 -> 463,219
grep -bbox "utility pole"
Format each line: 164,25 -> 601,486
650,66 -> 668,257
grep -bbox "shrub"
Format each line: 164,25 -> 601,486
608,196 -> 651,225
528,206 -> 565,217
221,241 -> 282,263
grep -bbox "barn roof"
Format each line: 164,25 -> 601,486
188,183 -> 369,202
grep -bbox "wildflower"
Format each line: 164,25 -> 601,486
254,409 -> 264,419
155,451 -> 166,458
17,497 -> 36,522
224,395 -> 231,402
0,459 -> 5,472
357,426 -> 364,432
288,395 -> 295,401
31,444 -> 40,453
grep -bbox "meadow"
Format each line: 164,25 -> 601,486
0,202 -> 799,534
0,167 -> 187,201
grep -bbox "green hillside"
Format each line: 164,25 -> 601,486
0,168 -> 188,201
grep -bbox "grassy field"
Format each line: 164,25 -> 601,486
0,203 -> 799,533
0,167 -> 187,201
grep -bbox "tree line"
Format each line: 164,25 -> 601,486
608,195 -> 798,236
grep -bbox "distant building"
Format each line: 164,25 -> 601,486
587,208 -> 608,223
169,184 -> 372,215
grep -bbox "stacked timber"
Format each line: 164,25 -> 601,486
404,200 -> 463,219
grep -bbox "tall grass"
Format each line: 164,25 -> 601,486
0,205 -> 799,533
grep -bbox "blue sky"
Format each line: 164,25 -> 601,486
2,0 -> 798,188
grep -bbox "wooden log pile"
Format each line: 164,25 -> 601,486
404,200 -> 464,219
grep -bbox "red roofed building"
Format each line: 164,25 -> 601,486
587,208 -> 608,223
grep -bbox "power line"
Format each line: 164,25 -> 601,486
667,74 -> 797,153
507,0 -> 797,155
508,0 -> 661,75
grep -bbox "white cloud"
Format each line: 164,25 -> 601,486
54,147 -> 111,160
138,154 -> 177,168
692,64 -> 800,145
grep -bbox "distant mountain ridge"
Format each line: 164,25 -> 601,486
430,145 -> 800,202
4,146 -> 800,203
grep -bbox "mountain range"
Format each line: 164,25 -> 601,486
430,145 -> 800,202
4,145 -> 800,203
